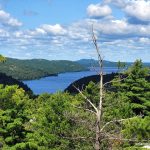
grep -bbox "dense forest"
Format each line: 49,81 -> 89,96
0,72 -> 33,95
65,73 -> 118,93
0,60 -> 150,150
0,58 -> 86,80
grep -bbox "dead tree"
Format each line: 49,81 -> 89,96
73,27 -> 149,150
74,27 -> 104,150
92,27 -> 103,150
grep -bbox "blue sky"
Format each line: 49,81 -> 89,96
0,0 -> 150,62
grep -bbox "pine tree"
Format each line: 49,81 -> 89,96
113,60 -> 150,116
0,85 -> 37,149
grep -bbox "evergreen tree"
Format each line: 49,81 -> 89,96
113,60 -> 150,116
26,92 -> 76,150
0,85 -> 37,150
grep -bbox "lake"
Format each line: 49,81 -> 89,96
23,67 -> 118,94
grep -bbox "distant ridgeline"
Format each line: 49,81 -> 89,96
0,58 -> 150,81
0,58 -> 86,80
76,59 -> 118,68
0,72 -> 33,95
76,59 -> 150,68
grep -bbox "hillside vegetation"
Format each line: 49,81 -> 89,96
0,72 -> 32,95
0,58 -> 86,80
0,58 -> 149,81
0,60 -> 150,150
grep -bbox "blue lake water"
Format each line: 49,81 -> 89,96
23,67 -> 118,94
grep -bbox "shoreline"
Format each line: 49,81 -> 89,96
21,69 -> 89,81
21,67 -> 120,82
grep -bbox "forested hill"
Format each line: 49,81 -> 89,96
76,59 -> 150,68
65,73 -> 117,94
1,58 -> 149,80
0,58 -> 86,80
76,59 -> 118,67
0,72 -> 32,95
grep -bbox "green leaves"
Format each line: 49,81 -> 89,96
25,92 -> 75,149
0,59 -> 149,149
113,60 -> 150,116
0,58 -> 85,80
0,55 -> 6,63
122,116 -> 150,141
0,85 -> 32,149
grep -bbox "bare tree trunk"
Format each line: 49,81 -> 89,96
92,26 -> 104,150
95,112 -> 100,150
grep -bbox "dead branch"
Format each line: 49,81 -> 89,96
102,133 -> 149,143
62,136 -> 94,141
92,26 -> 103,69
106,137 -> 149,143
73,85 -> 98,113
90,66 -> 101,75
92,25 -> 104,150
71,104 -> 96,114
103,75 -> 129,87
100,116 -> 141,132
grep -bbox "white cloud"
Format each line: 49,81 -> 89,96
87,4 -> 112,18
78,50 -> 87,54
0,5 -> 149,62
0,28 -> 9,37
103,0 -> 127,8
29,28 -> 46,36
98,19 -> 129,35
139,37 -> 150,44
124,0 -> 150,22
0,9 -> 22,27
40,24 -> 67,35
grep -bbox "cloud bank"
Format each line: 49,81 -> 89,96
0,0 -> 149,62
87,4 -> 112,18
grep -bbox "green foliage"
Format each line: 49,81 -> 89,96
108,60 -> 150,148
73,60 -> 150,149
123,146 -> 148,150
113,60 -> 150,116
103,92 -> 133,122
76,59 -> 118,68
0,60 -> 149,149
0,85 -> 37,149
0,73 -> 33,95
117,61 -> 126,71
122,116 -> 150,141
0,55 -> 6,63
0,58 -> 86,80
25,92 -> 77,149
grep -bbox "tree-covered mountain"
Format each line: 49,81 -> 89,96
76,59 -> 150,68
76,59 -> 118,68
0,58 -> 86,80
0,57 -> 149,81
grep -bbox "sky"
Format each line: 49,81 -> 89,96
0,0 -> 150,62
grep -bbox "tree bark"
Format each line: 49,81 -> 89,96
95,112 -> 100,150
